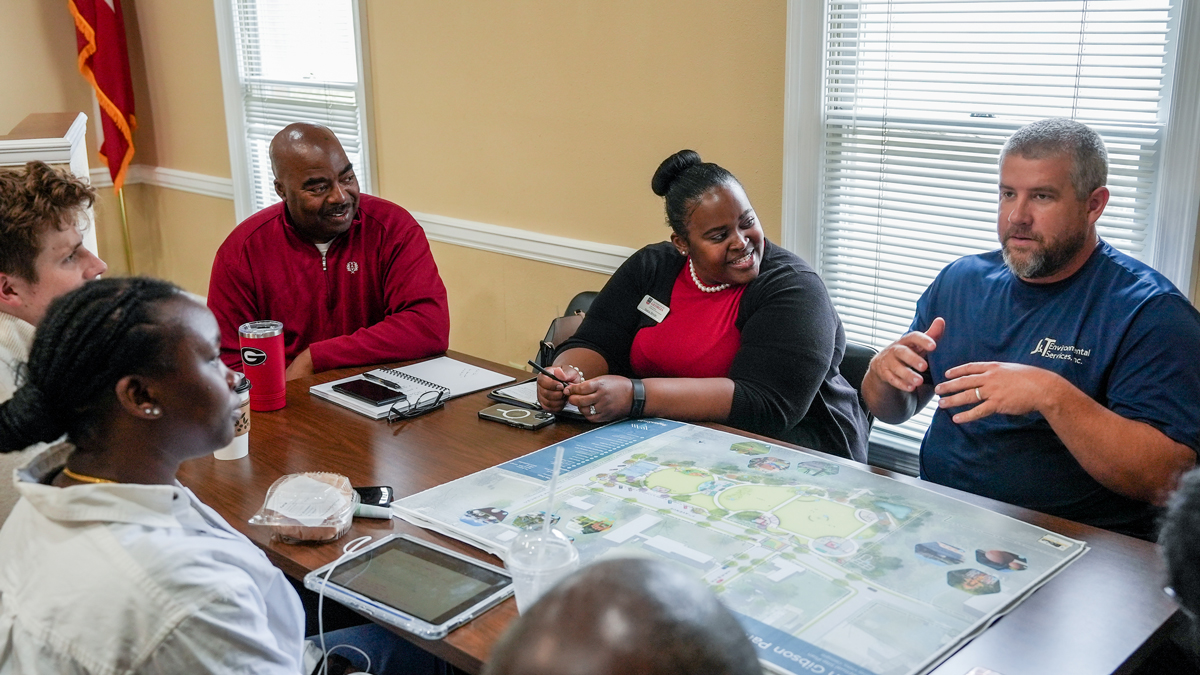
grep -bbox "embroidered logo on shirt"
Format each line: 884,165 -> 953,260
1030,337 -> 1090,364
346,262 -> 359,274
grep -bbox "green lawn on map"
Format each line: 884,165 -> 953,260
688,493 -> 719,512
646,468 -> 710,494
775,499 -> 862,539
717,485 -> 795,512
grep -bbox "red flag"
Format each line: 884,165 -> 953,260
69,0 -> 136,191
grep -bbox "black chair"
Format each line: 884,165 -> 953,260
534,291 -> 599,368
840,341 -> 878,423
564,291 -> 598,317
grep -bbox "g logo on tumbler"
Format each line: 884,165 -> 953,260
241,347 -> 268,367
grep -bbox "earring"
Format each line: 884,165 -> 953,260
143,406 -> 162,417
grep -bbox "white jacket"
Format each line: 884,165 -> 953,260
0,313 -> 43,524
0,443 -> 307,674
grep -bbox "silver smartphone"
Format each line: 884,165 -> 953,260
478,403 -> 555,430
304,534 -> 513,640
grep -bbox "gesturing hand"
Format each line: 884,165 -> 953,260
935,361 -> 1060,423
871,317 -> 945,393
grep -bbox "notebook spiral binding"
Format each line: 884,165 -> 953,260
378,368 -> 452,395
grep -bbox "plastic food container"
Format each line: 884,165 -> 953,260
249,472 -> 359,543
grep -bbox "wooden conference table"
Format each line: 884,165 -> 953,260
176,352 -> 1183,675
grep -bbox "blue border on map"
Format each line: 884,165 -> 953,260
738,613 -> 878,675
500,419 -> 685,481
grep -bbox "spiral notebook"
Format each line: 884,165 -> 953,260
310,356 -> 515,419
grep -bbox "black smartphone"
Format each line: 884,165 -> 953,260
332,379 -> 407,406
478,403 -> 555,430
354,486 -> 395,505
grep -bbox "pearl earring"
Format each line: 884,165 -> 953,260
144,406 -> 162,417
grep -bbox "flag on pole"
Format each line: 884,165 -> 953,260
69,0 -> 136,191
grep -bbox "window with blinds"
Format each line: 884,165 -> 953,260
228,0 -> 369,213
820,0 -> 1178,445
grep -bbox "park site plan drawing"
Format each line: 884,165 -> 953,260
395,419 -> 1087,675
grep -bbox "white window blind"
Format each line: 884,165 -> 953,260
229,0 -> 369,213
820,0 -> 1178,444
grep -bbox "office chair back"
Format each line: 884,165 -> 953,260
840,341 -> 878,423
535,291 -> 599,368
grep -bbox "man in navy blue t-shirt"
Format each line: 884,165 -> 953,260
862,118 -> 1200,540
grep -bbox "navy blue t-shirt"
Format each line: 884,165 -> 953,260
913,241 -> 1200,539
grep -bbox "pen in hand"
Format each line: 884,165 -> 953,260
527,360 -> 572,388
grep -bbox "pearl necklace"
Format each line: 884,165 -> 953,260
689,259 -> 730,293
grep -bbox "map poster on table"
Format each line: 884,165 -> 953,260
395,420 -> 1087,675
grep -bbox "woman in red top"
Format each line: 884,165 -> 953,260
536,150 -> 868,460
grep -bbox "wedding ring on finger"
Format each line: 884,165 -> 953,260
975,387 -> 982,402
589,405 -> 597,415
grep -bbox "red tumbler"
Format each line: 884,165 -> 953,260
238,320 -> 286,411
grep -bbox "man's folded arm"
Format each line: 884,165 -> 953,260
308,295 -> 449,371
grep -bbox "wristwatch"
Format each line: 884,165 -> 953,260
629,378 -> 646,418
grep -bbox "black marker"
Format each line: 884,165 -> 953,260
527,360 -> 572,387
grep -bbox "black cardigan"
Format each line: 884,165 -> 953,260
559,241 -> 868,461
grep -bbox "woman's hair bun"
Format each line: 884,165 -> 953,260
0,381 -> 66,452
651,149 -> 703,197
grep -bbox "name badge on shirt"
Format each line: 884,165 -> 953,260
637,295 -> 670,323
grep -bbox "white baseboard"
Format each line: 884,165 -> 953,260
413,211 -> 635,276
89,164 -> 234,201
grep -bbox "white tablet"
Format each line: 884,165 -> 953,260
303,534 -> 513,640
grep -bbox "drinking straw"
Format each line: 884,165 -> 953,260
543,446 -> 565,538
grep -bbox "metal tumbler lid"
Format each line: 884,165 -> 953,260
238,320 -> 283,339
232,372 -> 252,395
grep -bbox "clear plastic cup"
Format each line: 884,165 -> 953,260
504,528 -> 580,613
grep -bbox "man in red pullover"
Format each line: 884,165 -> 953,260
208,123 -> 449,379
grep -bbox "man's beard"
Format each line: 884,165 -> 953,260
1001,227 -> 1090,280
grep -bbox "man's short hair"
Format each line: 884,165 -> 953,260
1160,469 -> 1200,621
0,161 -> 95,282
999,118 -> 1108,200
484,558 -> 763,675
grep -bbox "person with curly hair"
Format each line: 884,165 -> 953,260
0,160 -> 107,521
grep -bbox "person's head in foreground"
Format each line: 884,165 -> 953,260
0,161 -> 107,326
997,117 -> 1109,284
0,277 -> 239,471
484,558 -> 763,675
653,149 -> 765,290
1159,468 -> 1200,641
271,122 -> 360,244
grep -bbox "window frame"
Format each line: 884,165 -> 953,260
212,0 -> 375,224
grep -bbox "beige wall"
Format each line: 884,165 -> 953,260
367,1 -> 786,247
364,1 -> 787,365
0,0 -> 95,136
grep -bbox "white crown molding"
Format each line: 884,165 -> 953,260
89,164 -> 234,200
412,210 -> 635,276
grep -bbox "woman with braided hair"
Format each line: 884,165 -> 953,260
0,277 -> 313,673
